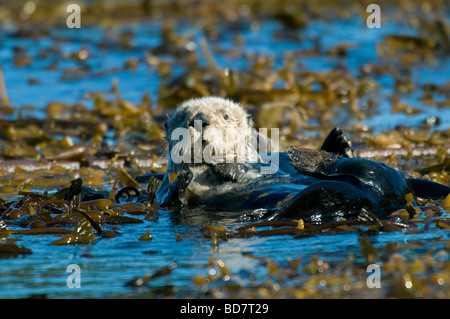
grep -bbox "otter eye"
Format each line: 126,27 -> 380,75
223,114 -> 229,121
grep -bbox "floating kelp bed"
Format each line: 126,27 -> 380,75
0,146 -> 449,298
0,0 -> 449,299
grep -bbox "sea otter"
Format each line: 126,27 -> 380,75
156,96 -> 450,224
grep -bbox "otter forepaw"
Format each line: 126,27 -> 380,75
178,165 -> 193,189
214,163 -> 248,182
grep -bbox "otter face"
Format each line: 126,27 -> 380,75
165,97 -> 259,166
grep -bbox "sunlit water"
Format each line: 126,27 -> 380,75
1,17 -> 449,130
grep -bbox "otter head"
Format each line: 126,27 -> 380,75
164,97 -> 261,171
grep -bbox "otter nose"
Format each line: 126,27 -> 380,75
190,113 -> 210,128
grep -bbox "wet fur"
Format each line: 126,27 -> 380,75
157,97 -> 265,207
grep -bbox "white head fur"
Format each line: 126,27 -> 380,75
164,97 -> 262,172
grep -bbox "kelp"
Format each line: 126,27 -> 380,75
0,241 -> 32,258
125,262 -> 178,288
0,174 -> 151,248
49,218 -> 97,246
190,236 -> 449,299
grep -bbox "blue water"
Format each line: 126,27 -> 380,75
2,17 -> 449,129
2,209 -> 447,298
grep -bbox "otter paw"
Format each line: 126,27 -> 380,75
214,163 -> 248,182
178,166 -> 193,189
320,127 -> 355,158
